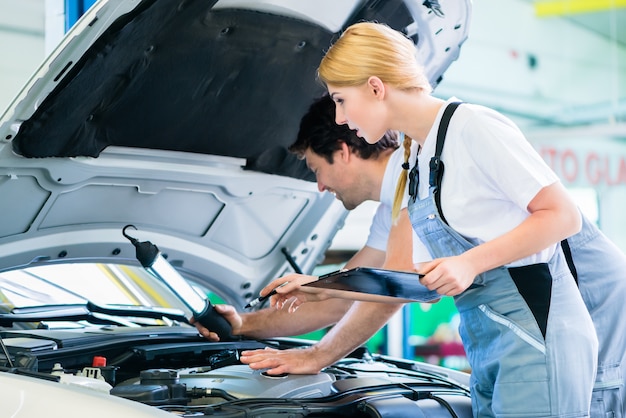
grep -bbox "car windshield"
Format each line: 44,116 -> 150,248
0,263 -> 200,324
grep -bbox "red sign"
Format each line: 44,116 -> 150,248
538,146 -> 626,187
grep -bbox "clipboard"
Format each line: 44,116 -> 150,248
303,267 -> 441,303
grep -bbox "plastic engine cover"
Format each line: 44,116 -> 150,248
178,365 -> 336,398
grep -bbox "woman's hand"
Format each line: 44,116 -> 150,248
418,255 -> 478,296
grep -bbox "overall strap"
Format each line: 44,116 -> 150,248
429,101 -> 462,224
560,239 -> 579,285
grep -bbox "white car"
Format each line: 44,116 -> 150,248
0,0 -> 472,416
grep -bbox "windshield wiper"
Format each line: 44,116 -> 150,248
0,302 -> 188,327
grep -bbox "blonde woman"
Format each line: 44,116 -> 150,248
247,22 -> 600,418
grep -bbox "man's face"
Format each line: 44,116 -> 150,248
304,147 -> 367,211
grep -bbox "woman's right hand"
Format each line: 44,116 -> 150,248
418,255 -> 478,296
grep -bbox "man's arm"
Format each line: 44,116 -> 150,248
240,209 -> 414,374
192,245 -> 387,340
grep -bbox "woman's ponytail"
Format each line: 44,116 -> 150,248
391,133 -> 412,223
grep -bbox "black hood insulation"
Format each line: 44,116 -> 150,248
11,0 -> 415,180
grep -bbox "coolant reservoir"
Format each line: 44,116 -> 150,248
51,363 -> 113,393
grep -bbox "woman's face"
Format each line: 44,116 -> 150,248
327,83 -> 387,144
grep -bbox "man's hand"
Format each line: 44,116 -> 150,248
190,304 -> 242,341
240,346 -> 329,375
240,301 -> 404,376
260,273 -> 330,312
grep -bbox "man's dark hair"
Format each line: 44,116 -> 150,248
289,94 -> 398,163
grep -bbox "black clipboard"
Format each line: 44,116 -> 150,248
303,267 -> 441,303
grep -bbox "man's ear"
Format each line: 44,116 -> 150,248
367,76 -> 385,100
337,141 -> 352,163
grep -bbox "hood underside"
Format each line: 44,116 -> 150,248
15,1 -> 406,175
5,0 -> 469,178
0,0 -> 471,303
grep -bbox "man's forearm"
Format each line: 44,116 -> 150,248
238,298 -> 352,339
310,301 -> 404,365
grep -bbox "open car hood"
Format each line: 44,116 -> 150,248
0,0 -> 471,306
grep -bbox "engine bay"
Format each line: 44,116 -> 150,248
0,326 -> 472,417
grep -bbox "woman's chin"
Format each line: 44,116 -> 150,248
361,134 -> 377,144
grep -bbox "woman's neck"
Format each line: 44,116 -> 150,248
386,90 -> 445,145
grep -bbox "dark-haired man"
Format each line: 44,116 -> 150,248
192,94 -> 429,358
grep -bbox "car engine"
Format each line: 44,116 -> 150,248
0,326 -> 473,417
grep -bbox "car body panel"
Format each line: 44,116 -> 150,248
0,371 -> 174,418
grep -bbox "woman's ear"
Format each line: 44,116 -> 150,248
367,76 -> 385,100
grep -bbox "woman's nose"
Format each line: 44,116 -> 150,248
335,105 -> 346,125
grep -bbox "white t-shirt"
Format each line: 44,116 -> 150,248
365,141 -> 432,263
415,97 -> 560,267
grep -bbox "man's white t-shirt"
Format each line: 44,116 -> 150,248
365,141 -> 432,263
415,97 -> 560,267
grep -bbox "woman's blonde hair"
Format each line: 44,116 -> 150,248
318,22 -> 431,223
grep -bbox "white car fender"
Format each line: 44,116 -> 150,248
0,371 -> 173,418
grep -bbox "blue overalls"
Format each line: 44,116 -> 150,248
563,214 -> 626,418
407,102 -> 598,417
